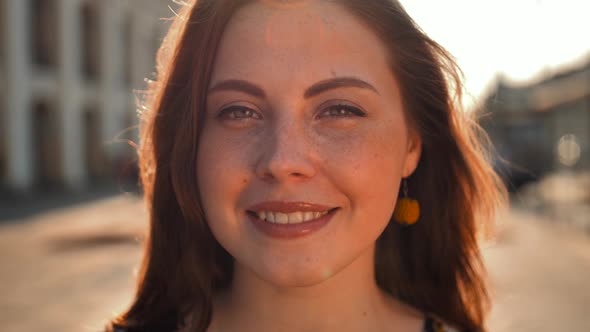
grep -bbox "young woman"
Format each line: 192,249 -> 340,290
107,0 -> 506,331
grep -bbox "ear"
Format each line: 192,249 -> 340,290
402,128 -> 422,178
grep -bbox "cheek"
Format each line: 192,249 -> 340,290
196,130 -> 250,216
198,129 -> 251,180
319,125 -> 405,202
196,130 -> 254,253
318,125 -> 406,242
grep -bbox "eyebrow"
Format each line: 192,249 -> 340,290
208,77 -> 380,99
208,79 -> 266,98
304,77 -> 380,98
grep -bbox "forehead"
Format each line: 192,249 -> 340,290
210,0 -> 394,88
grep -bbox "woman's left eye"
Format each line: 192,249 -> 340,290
318,104 -> 366,118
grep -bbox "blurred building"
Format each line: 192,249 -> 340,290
0,0 -> 169,192
480,58 -> 590,188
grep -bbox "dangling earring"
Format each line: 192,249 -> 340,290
393,178 -> 420,225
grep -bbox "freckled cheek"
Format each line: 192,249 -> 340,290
317,130 -> 398,170
196,132 -> 251,198
199,129 -> 253,162
317,131 -> 402,203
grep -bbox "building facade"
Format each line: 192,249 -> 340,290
479,58 -> 590,188
0,0 -> 170,192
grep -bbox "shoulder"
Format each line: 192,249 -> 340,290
423,316 -> 462,332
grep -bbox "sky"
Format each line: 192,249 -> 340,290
399,0 -> 590,109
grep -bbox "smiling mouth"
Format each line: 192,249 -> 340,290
246,208 -> 339,225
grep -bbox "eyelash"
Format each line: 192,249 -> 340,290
318,104 -> 366,118
217,104 -> 366,120
217,106 -> 262,120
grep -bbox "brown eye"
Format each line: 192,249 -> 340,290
318,104 -> 366,118
218,106 -> 262,120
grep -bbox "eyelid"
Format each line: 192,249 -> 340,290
217,103 -> 263,120
317,100 -> 367,118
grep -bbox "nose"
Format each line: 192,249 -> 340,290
255,117 -> 316,182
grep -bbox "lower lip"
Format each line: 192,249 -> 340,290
247,209 -> 338,239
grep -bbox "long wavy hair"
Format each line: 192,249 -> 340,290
107,0 -> 507,331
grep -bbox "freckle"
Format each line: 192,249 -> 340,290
362,311 -> 367,317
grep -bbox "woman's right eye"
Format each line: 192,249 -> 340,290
217,106 -> 262,120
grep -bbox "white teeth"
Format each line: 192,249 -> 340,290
288,211 -> 303,224
303,212 -> 315,222
255,210 -> 332,224
275,212 -> 289,224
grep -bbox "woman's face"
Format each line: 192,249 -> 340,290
197,1 -> 421,287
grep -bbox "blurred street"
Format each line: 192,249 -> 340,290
485,207 -> 590,331
0,195 -> 146,332
0,195 -> 589,332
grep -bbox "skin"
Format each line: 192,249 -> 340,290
196,1 -> 423,331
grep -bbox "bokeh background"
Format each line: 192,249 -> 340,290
0,0 -> 589,331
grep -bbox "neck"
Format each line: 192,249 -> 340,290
207,245 -> 424,332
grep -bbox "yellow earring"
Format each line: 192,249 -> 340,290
393,179 -> 420,225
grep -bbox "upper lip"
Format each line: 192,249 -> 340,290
247,201 -> 337,213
